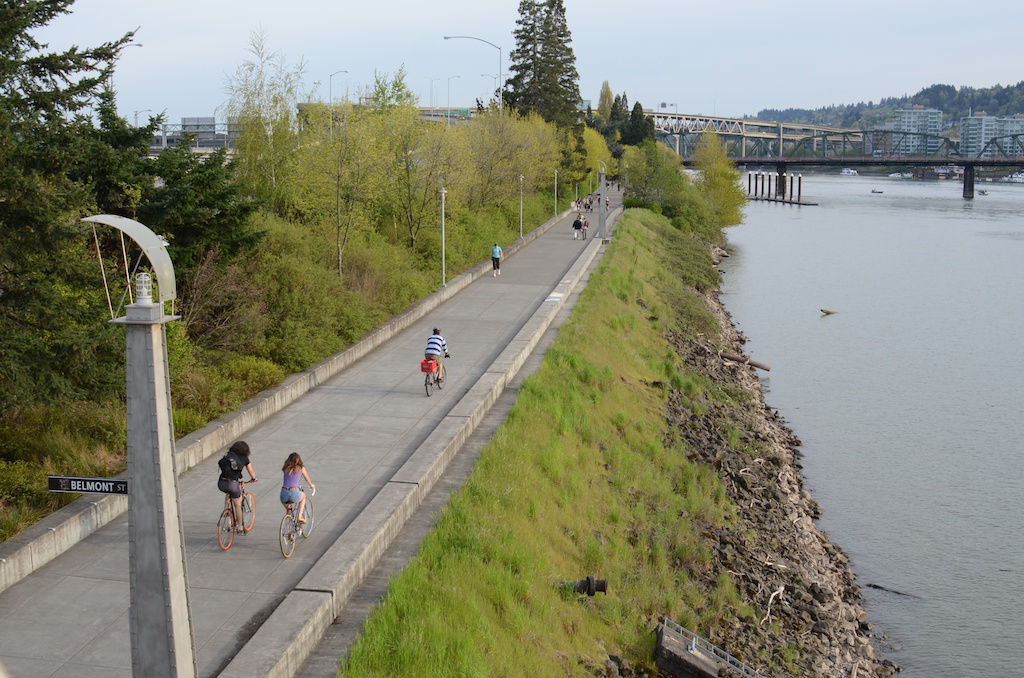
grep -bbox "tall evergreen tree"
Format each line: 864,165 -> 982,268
620,101 -> 655,145
538,0 -> 581,128
505,0 -> 545,115
0,1 -> 132,410
505,0 -> 581,128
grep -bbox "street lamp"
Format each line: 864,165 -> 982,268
440,187 -> 447,287
519,174 -> 524,238
446,75 -> 460,127
329,69 -> 348,142
133,109 -> 152,127
443,35 -> 502,112
427,77 -> 439,108
598,161 -> 607,240
554,169 -> 558,216
660,102 -> 678,115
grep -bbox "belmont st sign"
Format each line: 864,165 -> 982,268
48,475 -> 128,495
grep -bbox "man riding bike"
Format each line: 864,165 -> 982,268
424,328 -> 450,381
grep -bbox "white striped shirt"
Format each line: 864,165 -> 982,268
425,334 -> 448,356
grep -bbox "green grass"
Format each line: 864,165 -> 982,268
338,208 -> 753,676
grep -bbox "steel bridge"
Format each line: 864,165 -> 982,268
649,111 -> 1024,198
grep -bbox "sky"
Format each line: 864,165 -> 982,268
33,0 -> 1024,127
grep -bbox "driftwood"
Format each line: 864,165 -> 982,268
719,351 -> 770,372
820,308 -> 836,315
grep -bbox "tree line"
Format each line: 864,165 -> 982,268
757,81 -> 1024,131
0,0 -> 740,541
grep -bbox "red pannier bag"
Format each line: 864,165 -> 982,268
421,359 -> 437,373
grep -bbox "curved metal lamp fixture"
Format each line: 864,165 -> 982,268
82,214 -> 176,303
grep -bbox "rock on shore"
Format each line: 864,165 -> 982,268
652,280 -> 898,677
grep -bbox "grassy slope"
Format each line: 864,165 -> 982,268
339,209 -> 757,677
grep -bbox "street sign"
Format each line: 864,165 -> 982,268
48,475 -> 128,495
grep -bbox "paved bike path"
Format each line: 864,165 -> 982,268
0,195 -> 619,677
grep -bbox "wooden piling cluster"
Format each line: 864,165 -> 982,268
746,171 -> 817,206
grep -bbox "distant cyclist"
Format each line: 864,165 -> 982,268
424,328 -> 450,379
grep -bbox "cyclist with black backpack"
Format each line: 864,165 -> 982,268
218,440 -> 258,533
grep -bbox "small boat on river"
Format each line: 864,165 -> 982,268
840,168 -> 858,176
871,189 -> 884,194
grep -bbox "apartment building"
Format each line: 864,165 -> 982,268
892,106 -> 943,154
959,113 -> 1024,157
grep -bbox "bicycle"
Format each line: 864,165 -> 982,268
279,486 -> 316,558
421,355 -> 448,397
217,479 -> 256,551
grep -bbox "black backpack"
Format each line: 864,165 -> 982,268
218,452 -> 241,478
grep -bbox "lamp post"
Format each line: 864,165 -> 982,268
440,187 -> 447,287
329,69 -> 348,142
133,109 -> 152,127
554,169 -> 558,217
519,174 -> 524,238
598,161 -> 607,240
443,35 -> 502,112
427,77 -> 439,108
446,75 -> 460,127
82,214 -> 196,678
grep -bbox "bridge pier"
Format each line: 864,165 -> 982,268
963,164 -> 975,199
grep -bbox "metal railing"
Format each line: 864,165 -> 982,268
660,616 -> 765,678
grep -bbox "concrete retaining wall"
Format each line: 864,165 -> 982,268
0,208 -> 581,596
220,214 -> 616,678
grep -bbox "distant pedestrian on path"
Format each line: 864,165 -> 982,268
491,242 -> 503,277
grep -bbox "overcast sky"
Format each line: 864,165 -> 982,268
33,0 -> 1024,126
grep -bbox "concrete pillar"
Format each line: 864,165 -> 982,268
963,164 -> 975,199
119,277 -> 197,678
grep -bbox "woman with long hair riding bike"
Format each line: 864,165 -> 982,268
280,452 -> 315,524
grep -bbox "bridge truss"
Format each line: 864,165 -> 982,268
650,110 -> 1024,162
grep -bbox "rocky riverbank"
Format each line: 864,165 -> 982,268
653,265 -> 899,676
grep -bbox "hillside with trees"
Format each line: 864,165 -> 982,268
0,2 -> 597,540
756,81 -> 1024,129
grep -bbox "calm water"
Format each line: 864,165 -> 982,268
720,175 -> 1024,677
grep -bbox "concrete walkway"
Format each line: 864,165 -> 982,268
0,194 -> 620,677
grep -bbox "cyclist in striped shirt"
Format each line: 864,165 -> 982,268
424,328 -> 450,378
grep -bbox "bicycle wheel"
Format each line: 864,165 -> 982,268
425,370 -> 433,397
241,491 -> 255,532
436,363 -> 444,390
301,497 -> 315,537
217,509 -> 235,551
279,513 -> 297,558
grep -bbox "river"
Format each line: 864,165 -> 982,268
719,174 -> 1024,677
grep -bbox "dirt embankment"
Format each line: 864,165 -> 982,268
658,254 -> 899,676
